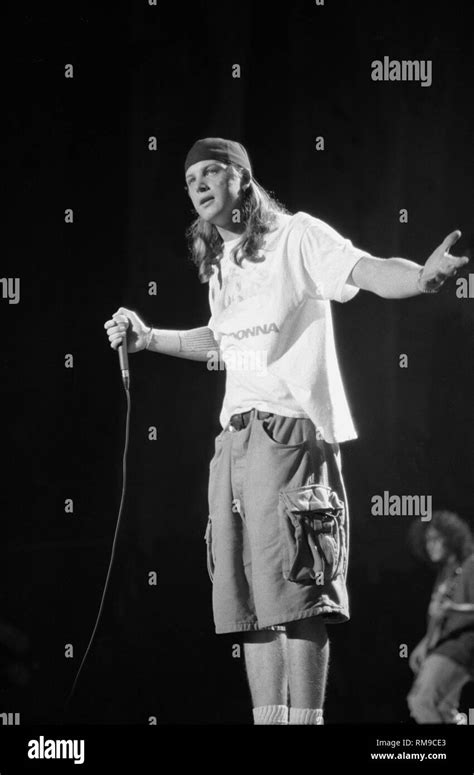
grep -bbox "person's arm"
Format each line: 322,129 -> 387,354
347,230 -> 469,298
146,325 -> 220,363
106,309 -> 222,362
442,602 -> 474,613
440,561 -> 474,613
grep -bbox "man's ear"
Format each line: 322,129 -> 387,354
240,168 -> 251,191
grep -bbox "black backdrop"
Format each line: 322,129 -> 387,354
2,0 -> 474,725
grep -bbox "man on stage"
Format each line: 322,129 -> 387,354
104,137 -> 468,724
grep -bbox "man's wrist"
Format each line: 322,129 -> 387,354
143,328 -> 182,355
417,267 -> 444,294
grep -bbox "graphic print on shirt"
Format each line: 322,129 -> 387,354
221,253 -> 274,310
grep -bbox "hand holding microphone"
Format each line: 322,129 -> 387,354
104,307 -> 153,388
104,307 -> 151,352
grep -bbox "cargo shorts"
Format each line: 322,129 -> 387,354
205,408 -> 350,634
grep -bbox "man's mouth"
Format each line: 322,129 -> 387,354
200,195 -> 214,206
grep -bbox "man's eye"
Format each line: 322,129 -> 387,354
205,168 -> 219,176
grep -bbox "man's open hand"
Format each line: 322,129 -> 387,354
420,230 -> 469,291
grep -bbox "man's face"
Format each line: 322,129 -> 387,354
425,527 -> 447,563
185,159 -> 245,227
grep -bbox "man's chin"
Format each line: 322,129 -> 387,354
202,212 -> 228,227
199,207 -> 218,222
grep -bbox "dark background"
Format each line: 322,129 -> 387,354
2,0 -> 474,724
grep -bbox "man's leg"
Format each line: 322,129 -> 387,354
286,617 -> 329,724
235,413 -> 345,724
407,653 -> 470,723
436,658 -> 471,722
242,630 -> 289,724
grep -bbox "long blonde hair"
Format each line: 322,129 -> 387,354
185,164 -> 291,283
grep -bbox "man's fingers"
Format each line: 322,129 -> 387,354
442,229 -> 462,252
444,254 -> 469,269
112,314 -> 130,327
452,255 -> 469,267
104,315 -> 129,330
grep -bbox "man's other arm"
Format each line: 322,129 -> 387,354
347,230 -> 469,299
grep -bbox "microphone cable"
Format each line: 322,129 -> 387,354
64,377 -> 131,712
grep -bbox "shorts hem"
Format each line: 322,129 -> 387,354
258,603 -> 349,628
215,603 -> 349,634
215,621 -> 259,634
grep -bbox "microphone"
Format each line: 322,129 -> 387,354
118,337 -> 130,390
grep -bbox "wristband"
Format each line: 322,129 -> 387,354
145,326 -> 154,350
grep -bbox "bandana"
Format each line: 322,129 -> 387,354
184,137 -> 252,176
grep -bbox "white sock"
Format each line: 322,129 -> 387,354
289,707 -> 324,725
253,704 -> 288,725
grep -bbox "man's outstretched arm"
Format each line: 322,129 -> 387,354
348,230 -> 469,298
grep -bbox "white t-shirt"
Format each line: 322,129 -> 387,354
207,211 -> 372,443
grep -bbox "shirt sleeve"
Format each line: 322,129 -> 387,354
207,316 -> 222,346
300,217 -> 372,303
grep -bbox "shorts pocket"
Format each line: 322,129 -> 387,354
279,484 -> 345,584
259,414 -> 308,448
204,515 -> 215,583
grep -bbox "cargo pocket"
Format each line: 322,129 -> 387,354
204,515 -> 215,583
279,484 -> 345,584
